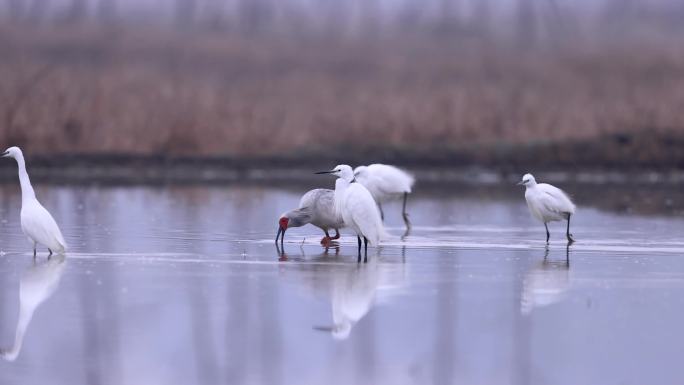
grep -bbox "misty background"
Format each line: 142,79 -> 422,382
0,0 -> 683,169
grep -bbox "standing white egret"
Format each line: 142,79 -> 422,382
2,147 -> 67,257
316,165 -> 384,262
518,173 -> 576,243
275,188 -> 344,248
353,164 -> 414,228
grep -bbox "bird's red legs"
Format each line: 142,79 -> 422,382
321,230 -> 332,246
321,229 -> 341,246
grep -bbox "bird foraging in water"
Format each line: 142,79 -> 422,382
2,147 -> 67,257
276,188 -> 344,248
518,173 -> 576,244
316,165 -> 385,263
353,164 -> 414,229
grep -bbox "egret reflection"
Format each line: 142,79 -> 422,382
520,246 -> 571,315
1,255 -> 67,361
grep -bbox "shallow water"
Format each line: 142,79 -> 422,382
0,183 -> 683,385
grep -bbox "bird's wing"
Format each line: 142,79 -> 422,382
299,189 -> 324,208
345,185 -> 384,245
21,203 -> 66,251
312,190 -> 344,228
538,184 -> 576,214
367,164 -> 415,194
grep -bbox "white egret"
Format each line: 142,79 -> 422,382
353,164 -> 414,228
2,147 -> 67,257
1,254 -> 67,361
316,165 -> 384,262
276,188 -> 344,248
519,173 -> 576,243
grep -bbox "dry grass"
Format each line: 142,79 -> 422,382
1,25 -> 683,167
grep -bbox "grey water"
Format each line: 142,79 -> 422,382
0,183 -> 683,385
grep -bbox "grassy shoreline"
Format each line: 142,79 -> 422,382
1,134 -> 683,185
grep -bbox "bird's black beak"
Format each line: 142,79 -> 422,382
315,170 -> 335,174
275,226 -> 285,246
517,181 -> 525,185
1,151 -> 8,157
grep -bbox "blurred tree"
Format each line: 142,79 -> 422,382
63,0 -> 88,25
6,0 -> 23,22
97,0 -> 117,24
239,0 -> 272,35
516,0 -> 538,48
175,0 -> 196,29
26,0 -> 50,24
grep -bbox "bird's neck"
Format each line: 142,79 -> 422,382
16,155 -> 36,203
334,178 -> 349,218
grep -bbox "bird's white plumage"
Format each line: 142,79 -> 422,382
2,146 -> 67,254
353,164 -> 415,203
332,165 -> 385,246
21,201 -> 67,253
522,174 -> 575,223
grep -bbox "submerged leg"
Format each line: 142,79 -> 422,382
357,236 -> 362,263
33,245 -> 37,259
363,237 -> 369,263
402,192 -> 411,229
566,214 -> 575,244
544,223 -> 550,243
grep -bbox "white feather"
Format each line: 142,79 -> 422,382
354,164 -> 415,203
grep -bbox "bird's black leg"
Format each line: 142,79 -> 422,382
48,248 -> 53,259
357,236 -> 362,263
566,214 -> 575,244
544,223 -> 550,243
332,229 -> 340,240
33,246 -> 36,259
378,203 -> 385,221
363,237 -> 368,263
402,192 -> 411,229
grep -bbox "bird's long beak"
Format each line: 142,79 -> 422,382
275,227 -> 285,244
516,181 -> 525,185
315,170 -> 335,174
1,151 -> 8,157
312,326 -> 335,332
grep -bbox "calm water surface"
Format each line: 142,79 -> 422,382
0,183 -> 683,385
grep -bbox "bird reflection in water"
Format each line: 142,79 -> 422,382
315,262 -> 380,340
1,254 -> 67,361
275,242 -> 340,262
520,245 -> 571,315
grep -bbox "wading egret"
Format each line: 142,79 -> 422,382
353,164 -> 414,228
275,188 -> 344,248
1,254 -> 66,361
2,147 -> 67,256
316,165 -> 384,262
518,173 -> 576,243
